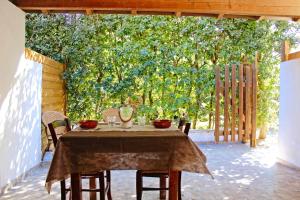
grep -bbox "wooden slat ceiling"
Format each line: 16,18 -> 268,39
10,0 -> 300,21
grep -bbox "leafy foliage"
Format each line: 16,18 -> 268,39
26,14 -> 300,128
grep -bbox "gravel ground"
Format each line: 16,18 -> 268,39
0,132 -> 299,200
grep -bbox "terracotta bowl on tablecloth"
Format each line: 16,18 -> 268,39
79,120 -> 98,129
153,119 -> 172,129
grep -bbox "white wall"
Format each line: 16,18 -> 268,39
0,1 -> 42,189
279,58 -> 300,168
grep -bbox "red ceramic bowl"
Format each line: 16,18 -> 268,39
153,119 -> 172,129
79,120 -> 98,129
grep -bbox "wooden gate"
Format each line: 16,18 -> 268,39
214,63 -> 257,147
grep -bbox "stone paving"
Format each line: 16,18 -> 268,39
0,133 -> 300,200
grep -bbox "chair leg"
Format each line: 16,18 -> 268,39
159,175 -> 167,200
178,172 -> 182,200
106,170 -> 112,200
89,177 -> 97,200
136,171 -> 143,200
60,180 -> 66,200
99,172 -> 106,200
42,142 -> 51,161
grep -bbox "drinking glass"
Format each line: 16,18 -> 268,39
138,116 -> 146,126
108,116 -> 116,127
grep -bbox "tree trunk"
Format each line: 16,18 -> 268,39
120,95 -> 125,105
192,113 -> 198,129
161,75 -> 166,101
142,90 -> 146,105
193,92 -> 201,129
208,91 -> 214,129
94,73 -> 103,115
148,91 -> 153,106
259,124 -> 268,139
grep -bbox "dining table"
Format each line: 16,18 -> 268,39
45,123 -> 211,200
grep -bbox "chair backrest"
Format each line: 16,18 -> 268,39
178,119 -> 191,136
183,123 -> 191,136
102,108 -> 121,123
48,118 -> 71,147
42,111 -> 67,138
178,119 -> 186,131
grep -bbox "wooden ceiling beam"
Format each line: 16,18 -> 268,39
292,17 -> 300,22
137,11 -> 174,16
264,16 -> 293,21
224,15 -> 260,20
86,9 -> 93,15
217,14 -> 224,19
281,41 -> 290,62
257,16 -> 265,21
175,11 -> 182,17
181,12 -> 218,18
93,10 -> 131,15
41,10 -> 49,15
131,10 -> 137,15
10,0 -> 300,19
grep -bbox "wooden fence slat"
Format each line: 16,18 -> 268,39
42,65 -> 64,75
43,71 -> 63,78
42,94 -> 65,101
43,85 -> 65,90
43,93 -> 65,99
42,104 -> 65,112
43,80 -> 65,90
251,63 -> 257,147
42,79 -> 64,85
43,65 -> 64,76
25,48 -> 64,68
214,66 -> 221,143
231,65 -> 237,142
43,73 -> 63,83
238,64 -> 244,142
42,101 -> 65,107
43,88 -> 65,94
42,105 -> 65,114
42,102 -> 65,108
245,65 -> 252,142
43,89 -> 65,97
43,63 -> 64,72
42,96 -> 65,105
224,65 -> 230,142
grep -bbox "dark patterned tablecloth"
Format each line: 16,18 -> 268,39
46,125 -> 211,192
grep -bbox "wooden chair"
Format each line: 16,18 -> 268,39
41,111 -> 67,161
102,108 -> 121,123
178,119 -> 186,131
48,118 -> 112,200
136,122 -> 191,200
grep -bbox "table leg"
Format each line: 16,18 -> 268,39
168,170 -> 179,200
89,177 -> 96,200
160,175 -> 167,199
71,173 -> 82,200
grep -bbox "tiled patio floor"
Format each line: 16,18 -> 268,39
0,133 -> 300,200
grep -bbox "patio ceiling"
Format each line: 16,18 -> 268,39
10,0 -> 300,21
